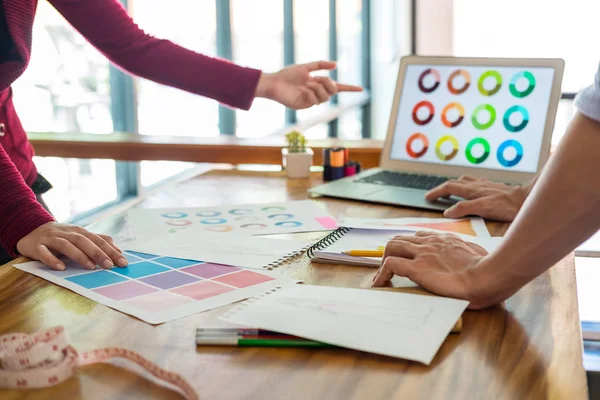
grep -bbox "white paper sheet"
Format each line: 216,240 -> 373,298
127,200 -> 338,241
221,284 -> 468,365
123,232 -> 307,270
340,217 -> 490,237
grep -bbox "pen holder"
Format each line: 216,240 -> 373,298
323,148 -> 360,182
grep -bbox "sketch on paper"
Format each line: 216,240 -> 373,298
275,297 -> 433,329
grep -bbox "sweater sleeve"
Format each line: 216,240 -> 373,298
47,0 -> 262,111
0,146 -> 55,257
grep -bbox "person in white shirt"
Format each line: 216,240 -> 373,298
372,65 -> 600,309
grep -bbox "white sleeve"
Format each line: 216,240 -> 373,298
575,63 -> 600,122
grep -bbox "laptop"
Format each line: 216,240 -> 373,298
309,56 -> 565,210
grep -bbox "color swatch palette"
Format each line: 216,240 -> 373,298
14,251 -> 296,324
127,200 -> 338,241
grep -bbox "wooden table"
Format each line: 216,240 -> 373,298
0,169 -> 588,399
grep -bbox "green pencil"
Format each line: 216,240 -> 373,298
195,337 -> 333,347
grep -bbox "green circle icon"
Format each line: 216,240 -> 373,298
471,104 -> 497,130
478,70 -> 503,96
509,71 -> 536,98
465,138 -> 491,164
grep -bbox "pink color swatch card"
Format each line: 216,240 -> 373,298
14,250 -> 297,324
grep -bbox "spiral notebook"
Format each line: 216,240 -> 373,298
220,284 -> 469,365
307,228 -> 503,267
124,231 -> 309,271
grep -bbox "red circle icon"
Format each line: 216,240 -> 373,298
412,101 -> 435,126
405,133 -> 429,158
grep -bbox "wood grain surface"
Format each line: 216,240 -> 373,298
0,169 -> 587,400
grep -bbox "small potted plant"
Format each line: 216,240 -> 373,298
282,130 -> 313,178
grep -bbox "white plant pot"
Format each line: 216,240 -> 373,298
282,147 -> 313,179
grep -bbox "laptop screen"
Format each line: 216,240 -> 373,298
389,64 -> 555,173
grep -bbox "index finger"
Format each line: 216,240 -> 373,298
425,181 -> 476,201
372,257 -> 417,287
336,83 -> 364,92
304,60 -> 336,72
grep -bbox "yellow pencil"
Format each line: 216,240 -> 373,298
342,249 -> 385,257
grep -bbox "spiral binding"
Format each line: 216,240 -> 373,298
222,286 -> 283,319
264,244 -> 313,270
306,227 -> 352,258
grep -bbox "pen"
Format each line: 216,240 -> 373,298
342,249 -> 384,257
195,337 -> 334,347
197,328 -> 286,336
197,333 -> 305,340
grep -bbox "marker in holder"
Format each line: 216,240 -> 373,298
323,147 -> 361,182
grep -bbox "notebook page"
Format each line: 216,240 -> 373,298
221,284 -> 468,365
322,229 -> 416,254
311,229 -> 503,267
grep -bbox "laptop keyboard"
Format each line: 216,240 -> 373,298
354,171 -> 452,190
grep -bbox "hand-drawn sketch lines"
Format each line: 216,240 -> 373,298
275,297 -> 433,329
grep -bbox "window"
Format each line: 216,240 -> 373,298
453,0 -> 599,93
232,0 -> 286,138
132,1 -> 218,186
293,0 -> 330,140
336,0 -> 363,92
452,0 -> 599,144
14,0 -> 372,223
133,1 -> 219,138
12,1 -> 116,221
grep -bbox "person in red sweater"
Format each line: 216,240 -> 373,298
0,0 -> 362,269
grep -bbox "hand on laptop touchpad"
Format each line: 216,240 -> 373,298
427,195 -> 459,206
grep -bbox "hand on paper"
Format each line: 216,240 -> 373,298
425,176 -> 530,222
372,231 -> 491,309
255,61 -> 363,110
16,222 -> 128,271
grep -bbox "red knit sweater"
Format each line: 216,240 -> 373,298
0,0 -> 261,257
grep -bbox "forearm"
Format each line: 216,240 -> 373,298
0,149 -> 55,256
472,112 -> 600,307
49,0 -> 261,110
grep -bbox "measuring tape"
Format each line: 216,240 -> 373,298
0,326 -> 198,399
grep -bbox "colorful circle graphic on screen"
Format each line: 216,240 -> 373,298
471,104 -> 497,130
405,133 -> 429,158
477,70 -> 503,96
196,211 -> 221,217
166,220 -> 192,227
412,101 -> 435,125
435,136 -> 459,161
497,140 -> 524,167
418,68 -> 441,93
465,138 -> 491,164
275,221 -> 303,228
441,102 -> 465,128
200,218 -> 227,225
509,71 -> 536,98
161,212 -> 188,219
447,69 -> 471,94
503,105 -> 529,132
